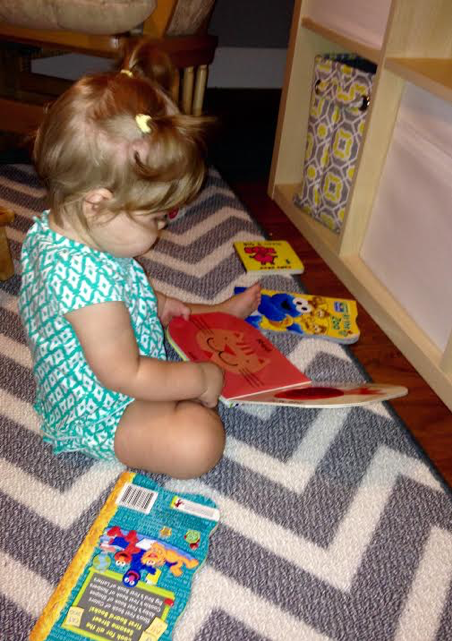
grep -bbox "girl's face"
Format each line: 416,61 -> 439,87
86,209 -> 167,257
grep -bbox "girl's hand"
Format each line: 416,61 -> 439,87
157,293 -> 191,327
197,362 -> 225,408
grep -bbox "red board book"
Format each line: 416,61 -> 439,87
167,313 -> 408,409
167,312 -> 311,403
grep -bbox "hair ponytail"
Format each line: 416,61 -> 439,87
119,38 -> 176,95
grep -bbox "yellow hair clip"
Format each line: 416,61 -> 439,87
120,69 -> 133,77
135,113 -> 152,134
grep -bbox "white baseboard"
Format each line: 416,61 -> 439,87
32,47 -> 287,89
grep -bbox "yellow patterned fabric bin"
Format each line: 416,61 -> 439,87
294,54 -> 376,233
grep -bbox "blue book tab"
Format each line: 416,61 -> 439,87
30,472 -> 219,641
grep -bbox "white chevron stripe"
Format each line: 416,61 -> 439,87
1,389 -> 40,433
395,527 -> 452,640
0,552 -> 53,617
155,204 -> 255,248
225,408 -> 350,492
0,333 -> 31,368
173,567 -> 331,641
0,458 -> 123,526
276,334 -> 354,376
166,447 -> 443,591
288,332 -> 360,370
225,402 -> 404,489
146,231 -> 263,277
151,271 -> 263,303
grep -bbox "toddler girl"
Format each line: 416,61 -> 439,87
19,41 -> 260,479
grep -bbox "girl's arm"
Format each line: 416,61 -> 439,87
65,301 -> 223,407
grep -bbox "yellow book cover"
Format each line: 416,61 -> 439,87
30,472 -> 219,641
234,240 -> 305,274
234,288 -> 360,344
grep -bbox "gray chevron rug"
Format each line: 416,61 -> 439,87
1,164 -> 452,641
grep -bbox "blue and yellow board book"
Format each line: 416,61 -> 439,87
30,472 -> 219,641
235,287 -> 360,344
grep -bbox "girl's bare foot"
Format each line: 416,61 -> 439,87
219,283 -> 261,319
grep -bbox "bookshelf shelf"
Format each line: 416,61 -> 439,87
301,17 -> 381,65
269,0 -> 452,412
385,57 -> 452,104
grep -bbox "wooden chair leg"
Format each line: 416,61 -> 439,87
193,64 -> 208,116
172,68 -> 181,104
0,207 -> 15,280
182,66 -> 194,114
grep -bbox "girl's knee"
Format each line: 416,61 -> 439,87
174,403 -> 225,478
114,400 -> 225,479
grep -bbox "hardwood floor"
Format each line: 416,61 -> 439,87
205,88 -> 452,489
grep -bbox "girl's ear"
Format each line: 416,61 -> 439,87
83,188 -> 113,218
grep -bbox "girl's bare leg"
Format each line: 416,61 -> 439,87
189,282 -> 261,318
114,398 -> 225,479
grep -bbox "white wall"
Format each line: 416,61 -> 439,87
33,47 -> 287,89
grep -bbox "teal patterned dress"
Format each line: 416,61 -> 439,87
19,211 -> 166,460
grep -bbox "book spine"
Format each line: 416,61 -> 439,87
29,471 -> 134,641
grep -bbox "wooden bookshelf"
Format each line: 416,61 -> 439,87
269,0 -> 452,412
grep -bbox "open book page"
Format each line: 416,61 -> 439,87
235,382 -> 408,408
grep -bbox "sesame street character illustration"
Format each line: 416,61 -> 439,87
235,287 -> 360,344
102,526 -> 199,585
141,541 -> 199,577
104,526 -> 141,566
184,530 -> 201,550
309,296 -> 330,319
235,287 -> 310,335
298,314 -> 328,336
123,569 -> 141,587
92,552 -> 111,572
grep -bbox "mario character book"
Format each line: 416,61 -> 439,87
233,240 -> 305,274
29,473 -> 219,641
234,287 -> 360,344
166,313 -> 408,409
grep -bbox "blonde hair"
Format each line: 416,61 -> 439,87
34,40 -> 212,226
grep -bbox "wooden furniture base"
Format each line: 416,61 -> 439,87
0,27 -> 217,133
0,206 -> 14,280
